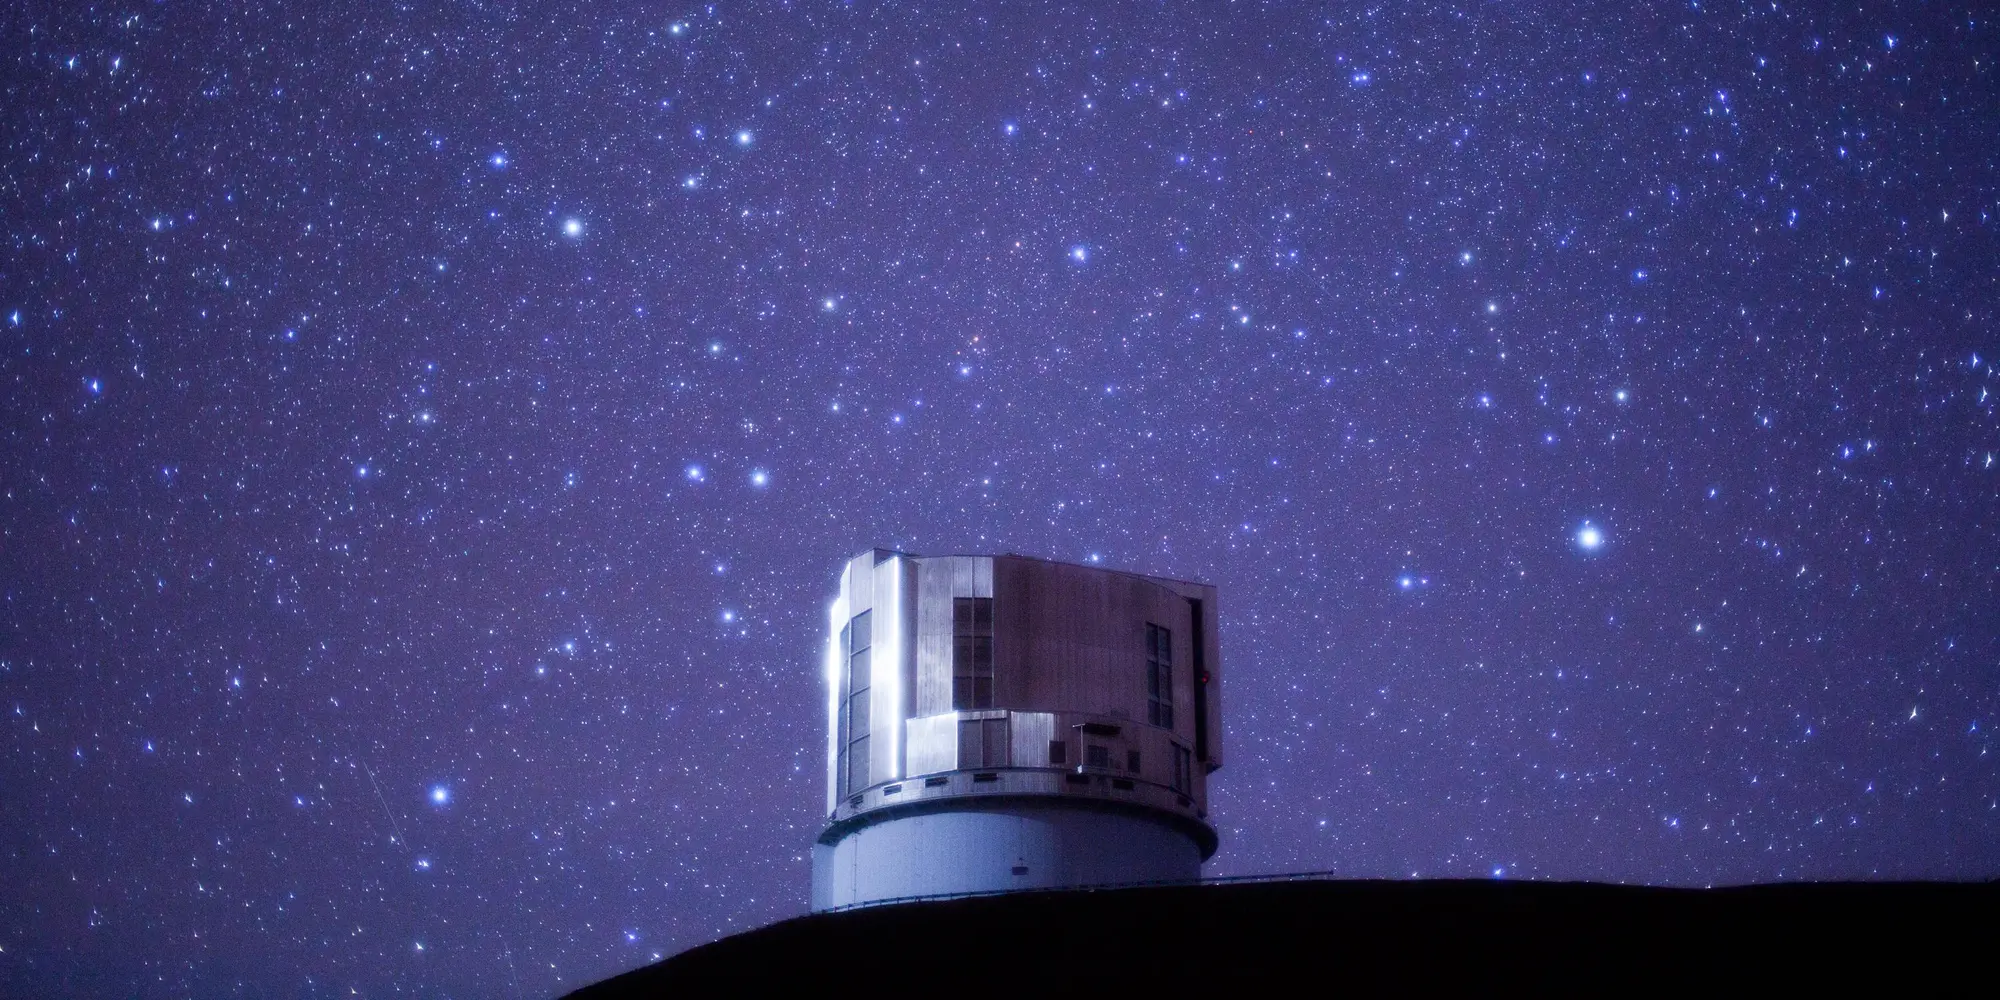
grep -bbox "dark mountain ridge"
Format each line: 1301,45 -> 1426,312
568,877 -> 1997,994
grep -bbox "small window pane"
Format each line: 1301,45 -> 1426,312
1086,744 -> 1110,769
849,647 -> 871,692
850,610 -> 871,651
1049,740 -> 1067,765
848,688 -> 869,738
1127,749 -> 1141,773
848,736 -> 870,791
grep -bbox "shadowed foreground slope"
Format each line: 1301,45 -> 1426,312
567,878 -> 1996,994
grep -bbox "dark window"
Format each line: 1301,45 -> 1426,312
1048,740 -> 1067,765
1146,623 -> 1174,728
952,597 -> 994,709
959,716 -> 1008,768
848,735 -> 870,792
1086,744 -> 1110,770
1172,744 -> 1193,793
1127,749 -> 1142,774
844,611 -> 873,794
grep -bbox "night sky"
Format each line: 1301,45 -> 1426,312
5,2 -> 1997,996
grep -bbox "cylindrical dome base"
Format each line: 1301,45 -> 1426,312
812,799 -> 1206,911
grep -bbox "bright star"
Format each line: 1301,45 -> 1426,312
1576,523 -> 1605,551
749,469 -> 770,488
429,785 -> 450,806
1069,245 -> 1089,263
685,464 -> 705,482
735,130 -> 753,146
562,218 -> 584,238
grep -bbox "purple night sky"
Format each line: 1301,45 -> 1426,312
4,3 -> 1996,996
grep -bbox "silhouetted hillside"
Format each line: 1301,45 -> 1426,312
566,878 -> 1997,994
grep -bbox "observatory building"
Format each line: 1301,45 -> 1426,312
812,550 -> 1222,910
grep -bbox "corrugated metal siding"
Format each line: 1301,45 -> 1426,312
914,559 -> 955,717
1009,711 -> 1056,765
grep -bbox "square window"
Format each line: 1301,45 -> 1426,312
1048,740 -> 1067,765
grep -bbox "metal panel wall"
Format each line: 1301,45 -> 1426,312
823,550 -> 1221,826
913,558 -> 956,717
904,712 -> 957,777
1009,711 -> 1056,766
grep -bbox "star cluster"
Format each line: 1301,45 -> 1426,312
3,3 -> 1996,996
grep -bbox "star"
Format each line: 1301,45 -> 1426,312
1576,523 -> 1605,551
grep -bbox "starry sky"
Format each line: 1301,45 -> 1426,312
4,2 -> 1996,996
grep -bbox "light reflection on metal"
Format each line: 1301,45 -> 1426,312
881,555 -> 905,780
824,595 -> 846,815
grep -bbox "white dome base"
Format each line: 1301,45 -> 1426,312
812,799 -> 1206,911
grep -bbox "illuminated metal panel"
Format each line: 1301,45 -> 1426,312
813,550 -> 1223,910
